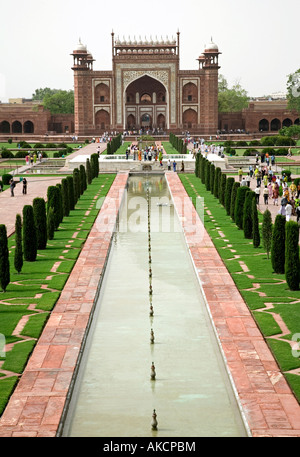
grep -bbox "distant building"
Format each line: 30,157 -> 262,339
218,100 -> 299,133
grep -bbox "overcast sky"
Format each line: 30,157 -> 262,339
0,0 -> 298,101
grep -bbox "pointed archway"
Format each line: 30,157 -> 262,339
124,75 -> 168,130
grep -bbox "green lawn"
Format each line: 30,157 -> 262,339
179,172 -> 300,403
0,173 -> 116,415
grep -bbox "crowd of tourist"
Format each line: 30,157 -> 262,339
238,163 -> 300,223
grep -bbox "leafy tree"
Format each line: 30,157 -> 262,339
262,209 -> 273,259
43,90 -> 74,114
14,214 -> 23,274
286,69 -> 300,114
0,224 -> 10,291
285,221 -> 300,290
279,125 -> 300,141
33,198 -> 47,250
218,75 -> 249,112
23,205 -> 37,261
32,87 -> 59,101
271,215 -> 286,274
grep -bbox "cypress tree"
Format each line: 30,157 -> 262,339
205,160 -> 211,190
14,214 -> 23,273
213,167 -> 221,198
33,197 -> 47,249
0,224 -> 10,291
252,198 -> 260,248
23,205 -> 37,261
73,168 -> 80,204
47,185 -> 61,230
200,157 -> 206,183
285,221 -> 300,290
79,164 -> 86,195
61,178 -> 70,218
234,186 -> 249,229
91,153 -> 99,177
271,215 -> 286,274
262,209 -> 273,259
210,163 -> 215,194
86,158 -> 92,184
219,173 -> 227,206
230,182 -> 240,220
225,177 -> 234,215
47,207 -> 55,240
56,183 -> 64,225
66,175 -> 75,211
243,190 -> 255,239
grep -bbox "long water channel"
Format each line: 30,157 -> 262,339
62,175 -> 248,437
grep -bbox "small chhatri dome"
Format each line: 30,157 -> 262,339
205,37 -> 219,52
75,38 -> 87,52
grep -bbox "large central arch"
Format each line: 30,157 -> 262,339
123,73 -> 169,130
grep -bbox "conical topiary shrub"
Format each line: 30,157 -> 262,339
14,214 -> 23,273
225,177 -> 234,215
243,190 -> 255,239
262,209 -> 273,259
252,198 -> 260,248
0,224 -> 10,291
271,215 -> 286,274
219,173 -> 227,207
66,176 -> 75,211
234,186 -> 249,229
33,197 -> 47,250
23,205 -> 37,261
230,182 -> 240,220
285,221 -> 300,290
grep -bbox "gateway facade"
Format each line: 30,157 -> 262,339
71,32 -> 221,135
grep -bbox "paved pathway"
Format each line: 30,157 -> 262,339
0,176 -> 62,236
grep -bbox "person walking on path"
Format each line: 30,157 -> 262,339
285,202 -> 292,221
22,178 -> 27,195
263,186 -> 269,205
167,159 -> 171,171
272,182 -> 279,206
254,184 -> 260,205
10,179 -> 16,197
173,160 -> 177,172
238,167 -> 243,182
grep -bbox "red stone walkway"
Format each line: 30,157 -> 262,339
165,171 -> 300,437
0,176 -> 62,236
0,172 -> 129,437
